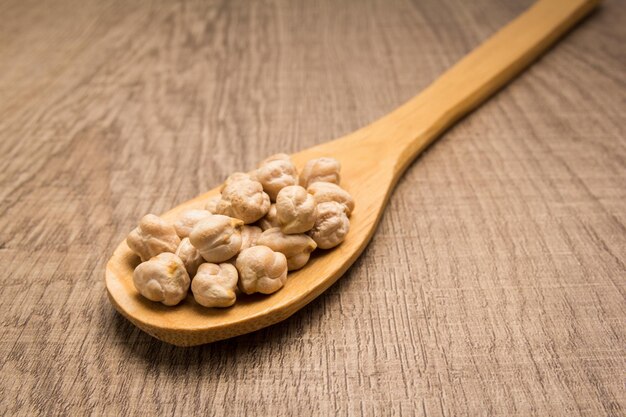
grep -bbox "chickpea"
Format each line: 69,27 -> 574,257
241,225 -> 262,251
127,214 -> 181,262
220,172 -> 254,192
175,237 -> 204,277
133,252 -> 190,306
276,185 -> 317,234
257,204 -> 280,231
216,177 -> 270,224
191,263 -> 239,308
174,209 -> 212,238
307,201 -> 350,249
256,228 -> 317,270
235,246 -> 288,294
205,195 -> 221,213
189,215 -> 244,263
307,182 -> 354,216
299,157 -> 341,188
255,154 -> 298,201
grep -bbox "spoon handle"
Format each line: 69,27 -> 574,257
352,0 -> 600,175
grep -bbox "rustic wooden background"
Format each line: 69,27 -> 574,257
1,0 -> 624,415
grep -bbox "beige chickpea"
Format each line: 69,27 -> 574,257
255,154 -> 298,201
235,246 -> 288,294
205,195 -> 221,213
219,172 -> 253,192
307,182 -> 355,216
175,238 -> 204,277
174,209 -> 212,238
127,214 -> 181,262
299,157 -> 341,188
257,204 -> 280,231
191,263 -> 239,308
216,178 -> 271,224
256,227 -> 317,270
133,252 -> 190,306
308,201 -> 350,249
189,215 -> 244,263
241,225 -> 262,251
276,185 -> 317,234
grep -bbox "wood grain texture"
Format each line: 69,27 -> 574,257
0,0 -> 624,415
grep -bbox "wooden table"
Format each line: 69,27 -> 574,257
1,0 -> 624,415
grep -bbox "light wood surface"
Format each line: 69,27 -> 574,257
106,0 -> 601,347
1,0 -> 625,415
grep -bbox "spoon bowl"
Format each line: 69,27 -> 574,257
106,0 -> 599,346
106,142 -> 392,346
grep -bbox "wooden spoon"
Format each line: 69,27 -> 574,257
106,0 -> 599,346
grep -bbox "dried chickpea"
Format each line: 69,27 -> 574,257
191,263 -> 239,308
133,252 -> 190,306
127,214 -> 181,262
216,178 -> 270,224
205,195 -> 221,213
255,153 -> 298,201
276,185 -> 317,234
189,215 -> 244,263
219,172 -> 254,192
307,182 -> 354,216
299,157 -> 341,188
175,237 -> 204,276
241,225 -> 262,251
257,204 -> 279,231
308,201 -> 349,249
256,227 -> 317,270
236,246 -> 288,294
174,209 -> 212,238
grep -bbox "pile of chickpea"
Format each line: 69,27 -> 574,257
127,154 -> 354,308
